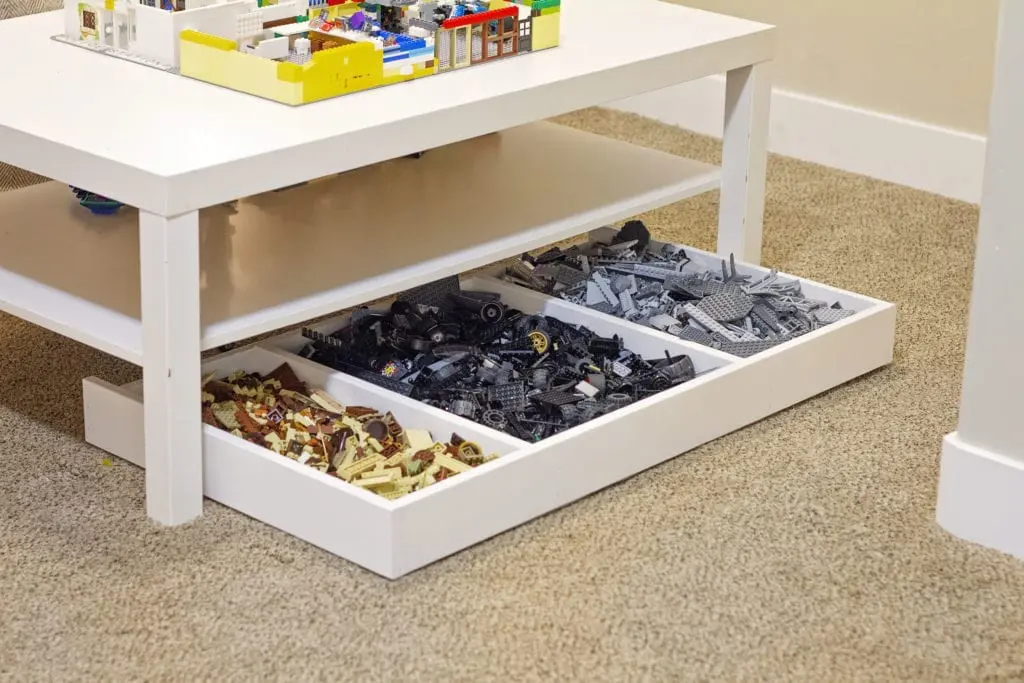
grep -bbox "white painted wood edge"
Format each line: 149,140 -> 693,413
588,226 -> 890,310
0,270 -> 141,363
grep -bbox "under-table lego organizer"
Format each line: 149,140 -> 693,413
2,0 -> 811,576
83,251 -> 895,578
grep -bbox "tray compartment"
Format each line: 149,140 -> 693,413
268,275 -> 736,439
488,228 -> 896,402
497,226 -> 885,357
83,345 -> 524,578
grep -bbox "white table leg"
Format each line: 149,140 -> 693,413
139,210 -> 203,525
936,0 -> 1024,559
718,61 -> 772,264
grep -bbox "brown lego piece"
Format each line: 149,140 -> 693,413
201,406 -> 219,428
345,406 -> 378,418
234,402 -> 262,434
412,449 -> 435,464
385,412 -> 403,439
204,379 -> 237,403
263,362 -> 307,393
363,418 -> 389,441
321,432 -> 342,461
263,17 -> 295,29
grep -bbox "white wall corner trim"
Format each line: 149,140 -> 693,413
608,75 -> 987,204
936,432 -> 1024,560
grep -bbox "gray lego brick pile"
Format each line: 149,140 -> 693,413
500,222 -> 856,358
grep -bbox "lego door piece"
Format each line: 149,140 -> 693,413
484,13 -> 517,59
518,17 -> 531,53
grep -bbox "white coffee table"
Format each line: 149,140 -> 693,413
0,0 -> 895,578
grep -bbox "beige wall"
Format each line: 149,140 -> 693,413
672,0 -> 999,134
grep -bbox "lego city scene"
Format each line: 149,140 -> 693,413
56,0 -> 560,104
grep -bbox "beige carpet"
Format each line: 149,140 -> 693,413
2,107 -> 1023,682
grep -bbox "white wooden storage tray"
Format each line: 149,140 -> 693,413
83,250 -> 895,579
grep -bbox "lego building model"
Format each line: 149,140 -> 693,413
55,0 -> 561,105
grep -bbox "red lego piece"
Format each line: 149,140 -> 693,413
441,5 -> 518,29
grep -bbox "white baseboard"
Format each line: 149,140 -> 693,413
936,431 -> 1024,559
609,76 -> 987,204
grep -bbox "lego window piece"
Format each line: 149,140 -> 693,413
436,29 -> 451,69
455,27 -> 469,63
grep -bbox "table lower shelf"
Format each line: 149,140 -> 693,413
82,239 -> 895,579
0,122 -> 718,364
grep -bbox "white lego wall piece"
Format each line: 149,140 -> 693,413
65,0 -> 222,69
79,0 -> 259,69
259,0 -> 304,24
99,8 -> 113,45
236,8 -> 263,40
111,8 -> 131,48
251,34 -> 288,59
63,0 -> 82,39
173,2 -> 253,65
130,3 -> 175,65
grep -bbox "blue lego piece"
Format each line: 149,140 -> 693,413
69,186 -> 125,216
378,30 -> 426,49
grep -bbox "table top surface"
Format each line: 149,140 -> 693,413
0,0 -> 773,214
